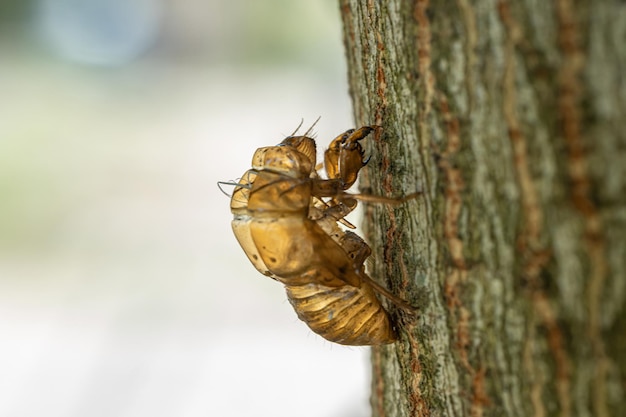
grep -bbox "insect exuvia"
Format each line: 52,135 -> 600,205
221,122 -> 412,345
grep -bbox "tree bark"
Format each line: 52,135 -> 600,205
339,1 -> 626,416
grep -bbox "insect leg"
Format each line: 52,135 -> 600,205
347,191 -> 421,206
324,126 -> 379,189
340,230 -> 416,314
312,176 -> 420,206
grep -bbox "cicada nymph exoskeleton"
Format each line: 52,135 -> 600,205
225,125 -> 411,345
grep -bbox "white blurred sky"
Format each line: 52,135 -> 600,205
0,1 -> 372,417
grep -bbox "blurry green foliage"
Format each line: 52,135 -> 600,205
0,0 -> 32,22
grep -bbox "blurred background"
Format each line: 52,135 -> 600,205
0,1 -> 371,416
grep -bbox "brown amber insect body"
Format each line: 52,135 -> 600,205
228,126 -> 402,345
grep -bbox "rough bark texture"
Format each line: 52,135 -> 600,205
339,1 -> 626,416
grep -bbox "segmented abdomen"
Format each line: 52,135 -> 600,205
285,281 -> 396,345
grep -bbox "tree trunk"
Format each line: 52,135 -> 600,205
339,1 -> 626,416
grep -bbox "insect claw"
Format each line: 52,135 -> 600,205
341,129 -> 355,142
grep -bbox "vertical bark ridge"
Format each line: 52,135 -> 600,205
555,1 -> 609,416
438,94 -> 485,416
498,2 -> 572,417
424,2 -> 490,414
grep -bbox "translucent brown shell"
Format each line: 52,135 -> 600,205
227,126 -> 407,346
286,282 -> 395,345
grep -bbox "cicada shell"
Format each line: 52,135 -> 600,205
227,126 -> 405,345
